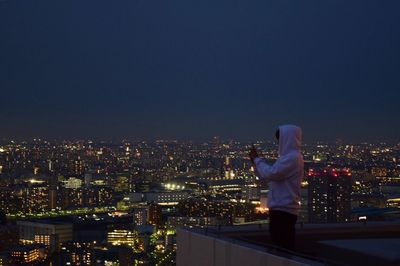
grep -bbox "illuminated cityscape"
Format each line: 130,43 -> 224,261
1,0 -> 400,265
0,139 -> 399,265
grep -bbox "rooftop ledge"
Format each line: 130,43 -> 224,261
177,221 -> 400,266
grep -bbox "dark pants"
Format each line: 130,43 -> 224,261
269,210 -> 297,251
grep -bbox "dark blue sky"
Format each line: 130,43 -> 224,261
1,0 -> 400,142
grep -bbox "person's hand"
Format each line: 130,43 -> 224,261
249,145 -> 259,164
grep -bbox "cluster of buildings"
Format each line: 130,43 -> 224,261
0,139 -> 399,264
0,211 -> 173,265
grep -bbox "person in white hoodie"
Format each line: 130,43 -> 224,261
249,125 -> 304,251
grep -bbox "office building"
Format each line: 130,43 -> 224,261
308,168 -> 352,223
17,220 -> 73,251
133,206 -> 148,226
10,245 -> 40,264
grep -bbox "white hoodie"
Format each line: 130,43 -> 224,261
254,125 -> 304,216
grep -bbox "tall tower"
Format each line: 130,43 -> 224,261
308,168 -> 352,223
48,173 -> 58,210
212,136 -> 220,150
223,156 -> 234,179
74,158 -> 84,176
48,160 -> 53,173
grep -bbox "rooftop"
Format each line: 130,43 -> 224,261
177,221 -> 400,266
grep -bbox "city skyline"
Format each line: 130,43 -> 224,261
2,1 -> 400,265
0,137 -> 399,146
0,128 -> 399,264
1,0 -> 400,143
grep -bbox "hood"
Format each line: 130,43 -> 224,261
278,125 -> 302,156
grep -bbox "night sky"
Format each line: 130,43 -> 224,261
1,0 -> 400,143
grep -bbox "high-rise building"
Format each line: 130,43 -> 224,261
48,187 -> 57,210
133,206 -> 148,226
0,187 -> 20,214
223,156 -> 234,179
148,203 -> 162,227
74,158 -> 84,175
24,185 -> 49,213
308,168 -> 352,223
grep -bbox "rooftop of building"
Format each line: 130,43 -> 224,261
177,221 -> 400,266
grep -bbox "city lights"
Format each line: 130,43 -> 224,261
0,138 -> 398,265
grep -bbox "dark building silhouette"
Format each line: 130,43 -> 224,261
308,168 -> 352,223
148,203 -> 162,227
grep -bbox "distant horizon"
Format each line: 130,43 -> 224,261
0,135 -> 399,145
